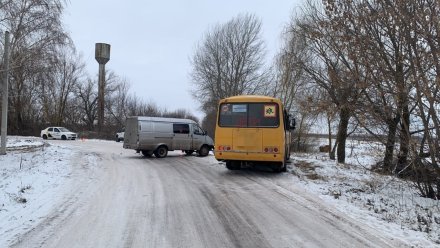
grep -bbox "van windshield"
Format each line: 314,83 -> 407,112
218,103 -> 279,128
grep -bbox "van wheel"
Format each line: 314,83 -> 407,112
61,135 -> 67,140
42,134 -> 47,140
184,150 -> 194,155
154,146 -> 168,158
141,150 -> 153,157
198,145 -> 209,157
116,137 -> 120,142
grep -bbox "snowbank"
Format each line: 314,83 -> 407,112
0,136 -> 80,246
290,138 -> 440,247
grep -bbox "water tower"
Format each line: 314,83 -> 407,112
95,43 -> 110,133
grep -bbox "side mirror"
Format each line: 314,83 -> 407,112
290,118 -> 296,130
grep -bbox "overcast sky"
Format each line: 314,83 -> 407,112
62,0 -> 302,120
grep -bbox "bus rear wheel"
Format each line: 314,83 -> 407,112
226,161 -> 240,170
274,163 -> 286,173
285,147 -> 291,161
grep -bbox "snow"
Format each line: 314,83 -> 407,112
0,136 -> 97,247
289,138 -> 440,247
0,136 -> 439,247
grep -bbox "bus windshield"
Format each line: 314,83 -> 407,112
218,102 -> 279,128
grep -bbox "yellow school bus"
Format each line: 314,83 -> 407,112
214,95 -> 295,172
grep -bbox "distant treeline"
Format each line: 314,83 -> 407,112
0,0 -> 198,140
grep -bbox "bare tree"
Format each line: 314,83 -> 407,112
74,78 -> 98,130
275,18 -> 334,154
365,1 -> 411,172
40,48 -> 84,126
201,108 -> 217,139
322,0 -> 415,172
125,95 -> 162,118
0,0 -> 69,134
106,76 -> 130,128
190,13 -> 271,131
402,0 -> 440,199
287,1 -> 365,163
274,21 -> 308,112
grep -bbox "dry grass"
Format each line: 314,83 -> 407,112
294,161 -> 325,180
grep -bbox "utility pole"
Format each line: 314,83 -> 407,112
1,31 -> 10,155
95,43 -> 110,135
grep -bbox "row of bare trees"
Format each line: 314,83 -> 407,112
275,0 -> 440,199
0,0 -> 198,139
190,2 -> 440,199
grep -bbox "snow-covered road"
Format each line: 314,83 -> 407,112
9,139 -> 407,248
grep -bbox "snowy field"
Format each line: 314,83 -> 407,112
0,136 -> 99,247
0,136 -> 439,247
290,138 -> 440,247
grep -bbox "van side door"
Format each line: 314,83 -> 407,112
172,123 -> 192,150
192,124 -> 205,150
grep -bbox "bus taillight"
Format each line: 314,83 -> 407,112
264,147 -> 280,153
218,145 -> 231,151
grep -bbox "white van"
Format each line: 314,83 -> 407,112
123,116 -> 214,158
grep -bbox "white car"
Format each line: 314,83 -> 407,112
116,130 -> 124,142
41,127 -> 77,140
